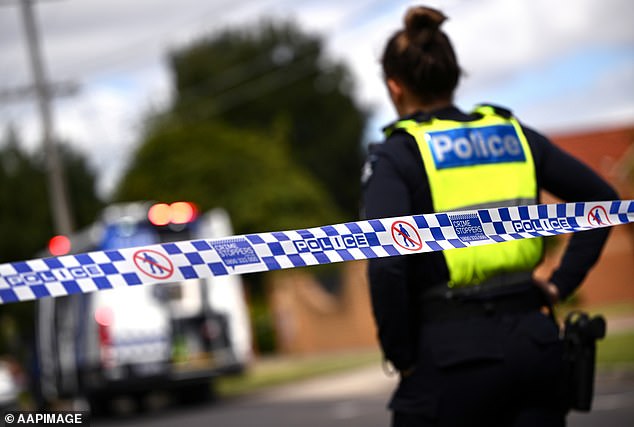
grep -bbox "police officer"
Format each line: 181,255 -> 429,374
363,6 -> 618,427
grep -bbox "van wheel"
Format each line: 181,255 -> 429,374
88,395 -> 111,418
174,380 -> 214,405
133,392 -> 149,412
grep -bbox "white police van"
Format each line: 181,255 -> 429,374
35,202 -> 252,413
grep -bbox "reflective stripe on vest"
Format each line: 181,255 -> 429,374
387,106 -> 543,288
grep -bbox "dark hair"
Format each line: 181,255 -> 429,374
381,6 -> 461,103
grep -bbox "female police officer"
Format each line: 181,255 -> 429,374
363,5 -> 618,427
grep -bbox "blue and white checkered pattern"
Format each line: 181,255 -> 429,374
0,200 -> 632,304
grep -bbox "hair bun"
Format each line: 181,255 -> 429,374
404,6 -> 447,46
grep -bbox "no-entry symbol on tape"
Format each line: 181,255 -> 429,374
391,220 -> 423,251
587,205 -> 611,227
133,249 -> 174,280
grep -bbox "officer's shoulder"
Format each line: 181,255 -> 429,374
365,141 -> 383,158
364,134 -> 417,167
382,132 -> 420,161
475,103 -> 514,119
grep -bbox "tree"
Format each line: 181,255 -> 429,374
0,129 -> 103,263
0,126 -> 103,357
115,20 -> 369,354
117,120 -> 341,234
0,126 -> 50,262
167,20 -> 368,222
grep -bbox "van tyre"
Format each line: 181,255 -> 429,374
174,380 -> 214,406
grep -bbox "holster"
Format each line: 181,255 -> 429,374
562,311 -> 606,411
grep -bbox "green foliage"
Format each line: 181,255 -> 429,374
0,129 -> 51,262
0,127 -> 103,355
58,145 -> 104,230
166,20 -> 368,221
249,297 -> 277,355
116,119 -> 342,234
0,135 -> 103,263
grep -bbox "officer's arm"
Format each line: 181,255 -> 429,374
364,144 -> 417,371
529,129 -> 619,300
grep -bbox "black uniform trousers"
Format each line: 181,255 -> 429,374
390,292 -> 567,427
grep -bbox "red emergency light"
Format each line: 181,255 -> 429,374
48,235 -> 71,256
148,201 -> 198,226
94,306 -> 114,327
170,201 -> 197,224
148,203 -> 171,226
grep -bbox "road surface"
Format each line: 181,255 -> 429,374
92,365 -> 634,427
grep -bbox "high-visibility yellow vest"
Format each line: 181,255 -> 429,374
386,105 -> 543,287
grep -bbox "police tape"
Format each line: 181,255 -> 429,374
0,200 -> 632,305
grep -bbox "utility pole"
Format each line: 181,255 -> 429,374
18,0 -> 74,235
1,0 -> 79,402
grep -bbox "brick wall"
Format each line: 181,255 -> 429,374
537,125 -> 634,307
267,261 -> 377,354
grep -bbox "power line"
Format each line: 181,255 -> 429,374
16,0 -> 264,78
2,0 -> 384,173
174,52 -> 321,119
160,1 -> 389,118
0,80 -> 78,102
2,1 -> 383,128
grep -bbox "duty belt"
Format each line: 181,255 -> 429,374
420,276 -> 548,322
422,271 -> 534,300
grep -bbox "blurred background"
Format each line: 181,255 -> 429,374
0,0 -> 633,425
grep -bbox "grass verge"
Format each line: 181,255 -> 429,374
559,301 -> 634,370
216,349 -> 381,398
597,331 -> 634,368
